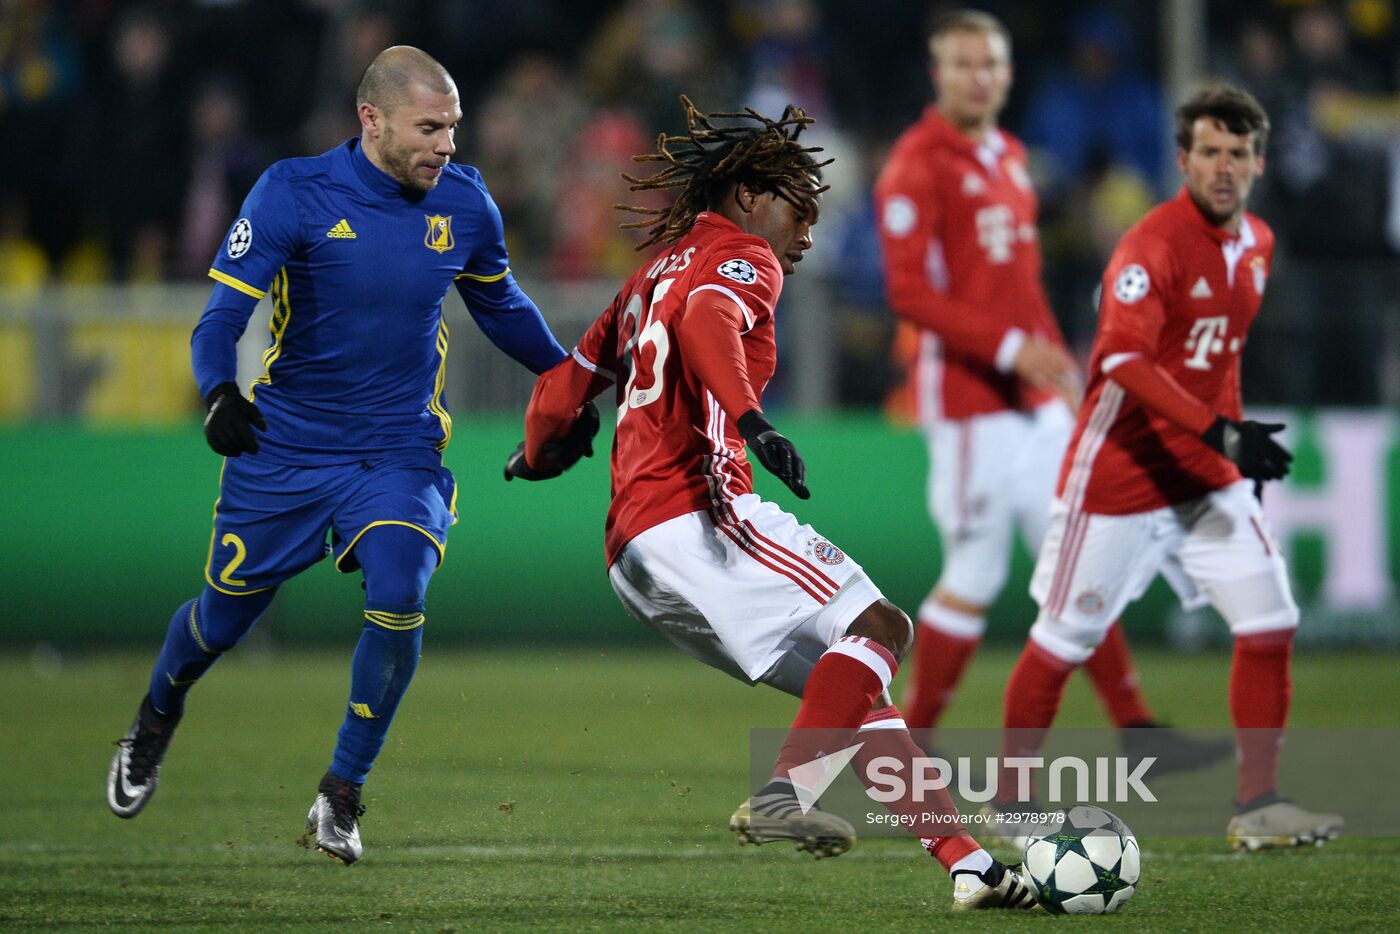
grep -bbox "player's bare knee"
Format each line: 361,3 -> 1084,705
845,599 -> 913,660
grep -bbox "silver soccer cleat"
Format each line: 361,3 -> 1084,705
304,772 -> 365,865
1226,798 -> 1343,852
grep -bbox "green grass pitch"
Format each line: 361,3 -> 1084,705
4,646 -> 1397,931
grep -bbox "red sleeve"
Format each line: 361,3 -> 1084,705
523,298 -> 618,466
1106,356 -> 1216,435
674,290 -> 760,420
875,151 -> 1015,366
1097,230 -> 1216,433
1096,231 -> 1175,358
673,240 -> 781,418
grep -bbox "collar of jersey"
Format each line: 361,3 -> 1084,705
692,212 -> 744,236
1173,186 -> 1253,246
922,105 -> 1002,156
346,137 -> 420,200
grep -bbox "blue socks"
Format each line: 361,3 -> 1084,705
148,586 -> 274,715
331,609 -> 424,783
329,524 -> 438,783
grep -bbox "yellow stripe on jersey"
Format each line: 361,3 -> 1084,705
208,267 -> 267,299
454,266 -> 510,283
429,317 -> 452,451
250,267 -> 290,399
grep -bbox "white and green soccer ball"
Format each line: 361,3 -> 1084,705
1022,805 -> 1140,914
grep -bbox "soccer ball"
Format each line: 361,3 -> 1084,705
1022,805 -> 1140,914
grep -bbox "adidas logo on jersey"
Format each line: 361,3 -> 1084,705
327,219 -> 357,239
1190,276 -> 1213,299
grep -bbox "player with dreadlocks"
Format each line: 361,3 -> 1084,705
505,98 -> 1037,911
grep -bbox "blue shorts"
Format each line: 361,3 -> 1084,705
204,450 -> 457,595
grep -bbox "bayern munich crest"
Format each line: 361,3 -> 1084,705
808,539 -> 846,566
717,258 -> 757,284
1075,591 -> 1105,614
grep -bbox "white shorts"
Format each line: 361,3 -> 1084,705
607,493 -> 886,690
926,400 -> 1074,606
1029,480 -> 1300,664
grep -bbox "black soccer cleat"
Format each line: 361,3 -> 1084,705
729,780 -> 855,859
1121,722 -> 1234,776
305,771 -> 366,865
107,694 -> 182,818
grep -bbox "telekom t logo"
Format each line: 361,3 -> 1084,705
975,205 -> 1015,264
1183,316 -> 1233,370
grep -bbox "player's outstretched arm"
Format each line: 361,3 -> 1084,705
455,275 -> 568,375
505,356 -> 608,482
736,409 -> 809,499
504,401 -> 600,482
202,382 -> 266,457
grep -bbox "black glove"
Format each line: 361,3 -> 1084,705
503,401 -> 601,482
564,400 -> 601,462
1201,416 -> 1292,482
203,382 -> 266,457
737,409 -> 810,500
503,440 -> 563,481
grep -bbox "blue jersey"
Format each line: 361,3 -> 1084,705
192,138 -> 566,465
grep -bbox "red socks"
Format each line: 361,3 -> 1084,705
1231,628 -> 1293,805
775,636 -> 897,778
852,705 -> 980,871
902,623 -> 980,730
1082,621 -> 1155,728
1004,639 -> 1076,732
998,639 -> 1076,805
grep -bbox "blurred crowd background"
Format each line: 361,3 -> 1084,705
2,0 -> 1399,418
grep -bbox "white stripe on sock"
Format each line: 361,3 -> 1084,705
826,637 -> 894,690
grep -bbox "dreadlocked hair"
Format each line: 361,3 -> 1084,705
617,96 -> 833,249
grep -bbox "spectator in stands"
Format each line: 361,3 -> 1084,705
549,109 -> 659,280
1021,8 -> 1165,194
176,78 -> 266,279
473,52 -> 587,267
581,0 -> 735,135
0,0 -> 83,269
88,7 -> 184,280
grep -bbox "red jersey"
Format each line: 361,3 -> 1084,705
1059,188 -> 1274,514
535,213 -> 782,564
874,106 -> 1064,420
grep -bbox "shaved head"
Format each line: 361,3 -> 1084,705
356,46 -> 461,192
357,45 -> 455,114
